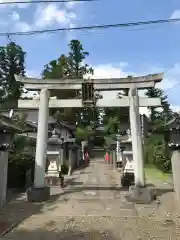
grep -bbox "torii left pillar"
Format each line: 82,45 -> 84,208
27,88 -> 50,202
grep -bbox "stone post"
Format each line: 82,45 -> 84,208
67,139 -> 76,176
68,149 -> 72,176
112,150 -> 117,170
170,146 -> 180,208
0,151 -> 8,206
59,148 -> 64,172
129,88 -> 145,187
116,134 -> 123,168
27,88 -> 50,202
81,141 -> 85,161
0,132 -> 15,206
77,148 -> 81,167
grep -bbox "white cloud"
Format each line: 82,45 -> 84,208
26,69 -> 41,78
34,3 -> 76,29
0,1 -> 80,41
65,1 -> 77,9
65,1 -> 83,9
11,11 -> 20,21
5,2 -> 78,38
170,10 -> 180,19
171,105 -> 180,113
8,11 -> 32,32
92,63 -> 133,78
14,21 -> 31,31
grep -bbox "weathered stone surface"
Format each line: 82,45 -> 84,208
45,176 -> 61,186
26,186 -> 50,202
0,158 -> 180,240
126,185 -> 156,204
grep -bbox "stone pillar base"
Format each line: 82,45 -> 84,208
125,185 -> 156,204
26,186 -> 50,202
45,176 -> 61,186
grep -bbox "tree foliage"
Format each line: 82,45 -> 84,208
145,87 -> 172,127
0,41 -> 25,109
104,116 -> 119,136
144,87 -> 172,172
42,39 -> 99,127
102,90 -> 129,134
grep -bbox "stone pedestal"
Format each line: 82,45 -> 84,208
45,135 -> 63,186
170,148 -> 180,207
27,186 -> 50,202
112,150 -> 116,170
126,185 -> 156,204
45,152 -> 61,186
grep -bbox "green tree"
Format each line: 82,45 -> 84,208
145,87 -> 172,127
0,41 -> 25,109
42,55 -> 70,79
144,87 -> 172,172
42,39 -> 99,126
103,90 -> 129,134
68,40 -> 93,78
104,116 -> 119,136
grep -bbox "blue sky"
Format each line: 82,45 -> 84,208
0,0 -> 180,113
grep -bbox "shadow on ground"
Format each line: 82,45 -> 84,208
0,191 -> 64,236
0,161 -> 92,235
60,185 -> 129,197
3,228 -> 119,239
156,188 -> 174,197
146,183 -> 174,197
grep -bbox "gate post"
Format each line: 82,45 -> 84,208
27,88 -> 50,202
129,88 -> 145,187
126,88 -> 155,204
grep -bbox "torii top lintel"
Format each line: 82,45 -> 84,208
14,72 -> 164,91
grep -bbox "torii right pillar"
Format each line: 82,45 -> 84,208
127,88 -> 156,203
129,88 -> 145,187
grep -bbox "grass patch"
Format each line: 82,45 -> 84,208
145,164 -> 171,181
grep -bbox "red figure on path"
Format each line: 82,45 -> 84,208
105,152 -> 110,163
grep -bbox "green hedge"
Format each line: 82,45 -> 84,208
144,134 -> 171,173
8,152 -> 35,188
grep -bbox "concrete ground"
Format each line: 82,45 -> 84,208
0,158 -> 180,239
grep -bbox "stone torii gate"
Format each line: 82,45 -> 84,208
15,73 -> 163,202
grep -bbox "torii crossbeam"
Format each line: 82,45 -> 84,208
14,73 -> 164,202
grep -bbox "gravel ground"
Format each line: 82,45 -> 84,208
1,159 -> 180,240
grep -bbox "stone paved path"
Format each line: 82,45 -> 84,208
1,159 -> 180,239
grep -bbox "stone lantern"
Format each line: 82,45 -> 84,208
168,126 -> 180,149
0,130 -> 14,150
45,130 -> 63,185
126,128 -> 132,141
162,114 -> 180,209
0,130 -> 14,206
116,134 -> 124,168
0,117 -> 24,206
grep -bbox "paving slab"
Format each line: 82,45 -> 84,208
1,158 -> 180,239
